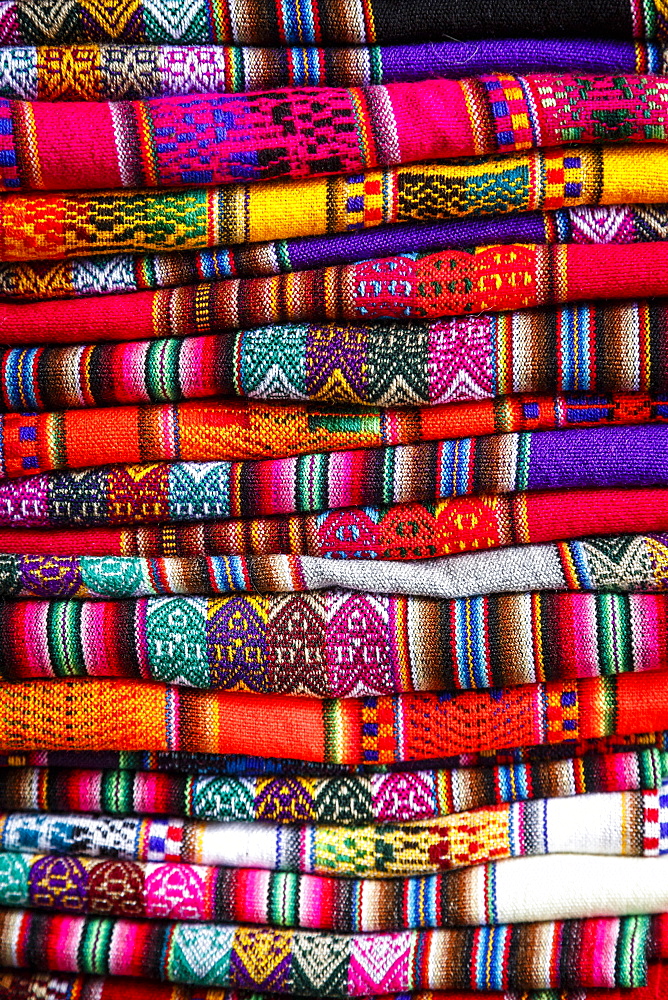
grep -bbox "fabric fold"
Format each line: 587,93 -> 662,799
0,787 -> 663,873
0,672 -> 665,761
0,852 -> 664,929
4,299 -> 668,409
6,586 -> 668,694
0,0 -> 662,45
6,74 -> 668,193
4,145 -> 668,262
3,532 -> 668,600
1,749 -> 662,821
11,243 -> 668,341
0,911 -> 651,993
9,205 -> 668,303
0,41 -> 664,101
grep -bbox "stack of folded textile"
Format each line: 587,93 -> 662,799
1,2 -> 668,998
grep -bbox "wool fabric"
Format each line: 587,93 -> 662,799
7,586 -> 668,695
5,145 -> 668,262
0,41 -> 664,101
6,420 -> 668,523
0,852 -> 665,930
0,0 -> 663,45
12,205 -> 668,303
4,532 -> 668,600
0,912 -> 651,993
2,961 -> 666,1000
0,672 -> 666,762
6,74 -> 668,193
7,395 -> 668,478
5,487 -> 668,560
5,298 -> 668,410
2,749 -> 663,822
13,243 -> 668,343
0,787 -> 661,873
8,732 -> 664,776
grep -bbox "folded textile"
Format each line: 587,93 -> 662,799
6,487 -> 668,562
5,531 -> 668,600
2,749 -> 662,821
1,786 -> 662,873
3,962 -> 665,1000
8,417 -> 668,515
2,962 -> 666,1000
5,299 -> 668,410
6,733 -> 664,776
0,912 -> 651,993
12,205 -> 668,303
4,145 -> 668,262
7,585 -> 668,694
10,394 -> 668,479
1,41 -> 664,101
0,853 -> 665,929
0,672 -> 665,761
7,74 -> 668,194
13,243 -> 668,343
0,0 -> 664,45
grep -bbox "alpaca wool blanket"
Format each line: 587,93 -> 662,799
11,204 -> 668,303
1,41 -> 664,101
0,789 -> 662,873
0,853 -> 665,929
4,487 -> 668,561
12,243 -> 668,343
0,0 -> 665,45
6,420 -> 668,523
4,145 -> 668,262
0,672 -> 665,761
0,912 -> 650,993
5,74 -> 668,194
5,298 -> 668,410
8,585 -> 668,695
2,749 -> 662,822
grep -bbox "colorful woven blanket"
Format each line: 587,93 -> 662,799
0,853 -> 664,929
3,487 -> 668,561
11,242 -> 668,344
0,672 -> 665,761
5,145 -> 668,261
0,0 -> 663,45
2,961 -> 666,1000
1,787 -> 661,872
6,395 -> 668,478
6,420 -> 668,521
0,41 -> 663,101
6,74 -> 668,193
6,585 -> 668,694
10,204 -> 668,303
2,749 -> 661,821
7,732 -> 664,775
4,299 -> 668,410
0,912 -> 651,993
